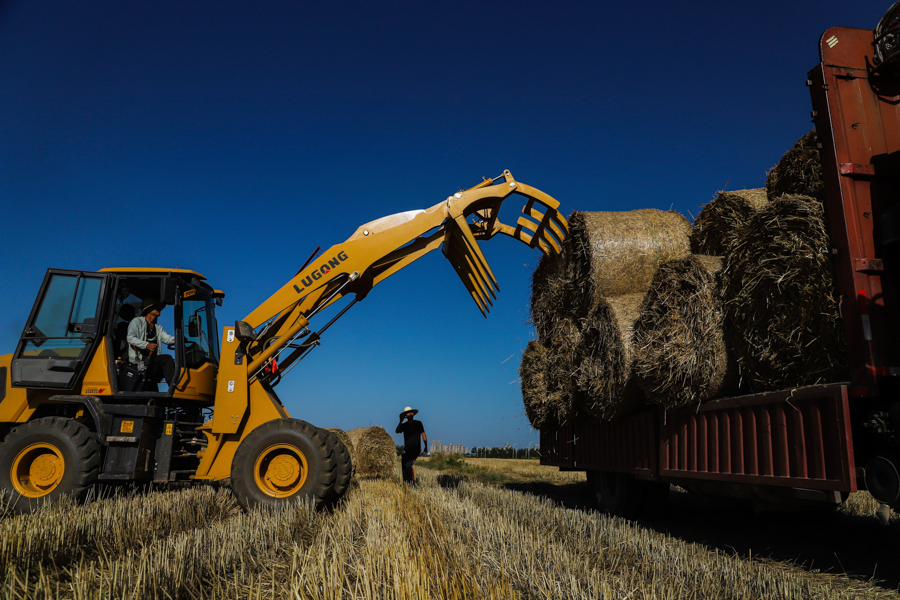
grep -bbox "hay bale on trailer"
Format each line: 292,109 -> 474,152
723,195 -> 848,390
689,189 -> 768,256
520,340 -> 572,429
633,255 -> 737,408
544,316 -> 585,408
566,210 -> 691,317
529,252 -> 573,341
766,130 -> 825,201
575,294 -> 646,420
346,426 -> 396,479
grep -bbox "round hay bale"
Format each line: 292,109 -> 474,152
633,255 -> 737,408
690,189 -> 768,256
567,210 -> 691,317
576,294 -> 646,420
346,426 -> 396,479
766,130 -> 825,202
520,340 -> 571,429
323,428 -> 355,457
545,316 -> 584,405
529,252 -> 573,340
723,195 -> 849,390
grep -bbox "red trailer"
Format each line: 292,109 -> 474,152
540,4 -> 900,516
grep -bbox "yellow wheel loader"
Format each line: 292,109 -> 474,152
0,171 -> 566,511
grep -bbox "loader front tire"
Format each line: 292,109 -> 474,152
231,419 -> 336,510
320,428 -> 353,504
0,417 -> 100,513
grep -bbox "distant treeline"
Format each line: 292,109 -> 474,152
470,447 -> 538,459
396,445 -> 539,459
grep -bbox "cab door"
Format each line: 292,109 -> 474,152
12,269 -> 110,389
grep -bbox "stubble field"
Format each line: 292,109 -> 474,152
1,458 -> 897,599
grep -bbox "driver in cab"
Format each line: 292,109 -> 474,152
127,299 -> 176,386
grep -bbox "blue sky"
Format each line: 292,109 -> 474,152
0,1 -> 889,449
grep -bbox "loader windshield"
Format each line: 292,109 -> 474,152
182,289 -> 219,368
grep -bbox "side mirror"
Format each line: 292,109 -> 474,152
160,278 -> 177,305
188,315 -> 201,338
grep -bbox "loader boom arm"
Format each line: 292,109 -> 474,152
192,170 -> 566,480
242,170 -> 567,382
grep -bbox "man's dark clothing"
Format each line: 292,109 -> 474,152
146,353 -> 176,387
396,419 -> 425,454
396,419 -> 425,483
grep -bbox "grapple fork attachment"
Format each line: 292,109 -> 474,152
504,183 -> 568,255
443,171 -> 568,315
443,216 -> 499,317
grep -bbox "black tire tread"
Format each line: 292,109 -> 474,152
231,418 -> 337,510
320,429 -> 353,502
0,416 -> 101,513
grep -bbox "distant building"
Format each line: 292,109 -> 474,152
430,440 -> 468,455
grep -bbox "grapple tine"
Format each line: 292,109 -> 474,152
442,216 -> 499,316
515,216 -> 562,254
514,226 -> 554,255
447,243 -> 494,307
445,244 -> 490,316
525,206 -> 568,247
455,215 -> 500,292
485,181 -> 568,257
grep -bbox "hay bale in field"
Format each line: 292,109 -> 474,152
529,252 -> 573,340
323,428 -> 355,457
633,255 -> 737,408
689,189 -> 768,256
576,294 -> 646,420
766,130 -> 825,201
723,195 -> 849,390
567,210 -> 691,317
520,340 -> 573,429
346,427 -> 396,479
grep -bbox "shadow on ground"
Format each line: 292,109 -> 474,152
504,480 -> 900,593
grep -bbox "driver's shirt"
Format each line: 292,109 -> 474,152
126,317 -> 175,364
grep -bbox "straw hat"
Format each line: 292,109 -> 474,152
399,406 -> 418,418
141,298 -> 164,316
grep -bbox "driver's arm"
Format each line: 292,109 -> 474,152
157,325 -> 176,346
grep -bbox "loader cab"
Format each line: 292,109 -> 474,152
10,268 -> 222,403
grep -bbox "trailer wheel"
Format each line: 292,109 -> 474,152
231,419 -> 336,510
587,470 -> 647,519
320,429 -> 353,504
0,417 -> 100,513
864,454 -> 900,509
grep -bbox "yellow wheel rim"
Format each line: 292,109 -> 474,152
253,443 -> 308,498
11,443 -> 65,498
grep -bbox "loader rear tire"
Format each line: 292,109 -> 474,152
0,417 -> 100,513
320,428 -> 353,503
231,419 -> 336,510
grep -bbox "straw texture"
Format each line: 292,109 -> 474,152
633,255 -> 737,408
690,189 -> 768,256
575,294 -> 646,420
520,340 -> 571,429
566,210 -> 692,317
723,195 -> 848,390
766,131 -> 825,201
346,426 -> 396,479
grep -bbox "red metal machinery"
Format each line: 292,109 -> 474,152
540,5 -> 900,514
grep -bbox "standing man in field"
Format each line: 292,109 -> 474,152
396,406 -> 427,484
